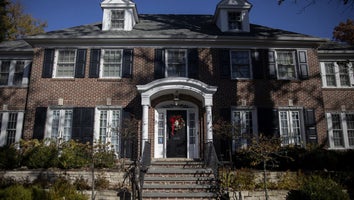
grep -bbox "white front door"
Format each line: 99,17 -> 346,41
154,105 -> 199,159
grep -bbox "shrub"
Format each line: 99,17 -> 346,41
94,174 -> 110,191
22,141 -> 59,169
93,143 -> 116,168
0,146 -> 21,169
73,176 -> 91,191
58,140 -> 91,169
48,177 -> 88,200
219,168 -> 255,191
286,175 -> 350,200
0,185 -> 32,200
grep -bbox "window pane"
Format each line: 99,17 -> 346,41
103,49 -> 122,77
280,111 -> 289,145
332,114 -> 344,147
63,110 -> 73,141
57,50 -> 76,77
158,113 -> 165,144
111,110 -> 121,153
338,63 -> 350,86
0,61 -> 10,85
228,12 -> 242,30
111,10 -> 124,29
99,110 -> 108,142
346,114 -> 354,146
277,51 -> 296,79
51,110 -> 60,140
231,51 -> 250,78
167,50 -> 186,77
6,113 -> 18,145
189,113 -> 196,145
324,63 -> 336,87
291,111 -> 301,145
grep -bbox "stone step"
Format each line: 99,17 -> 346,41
143,184 -> 212,193
144,176 -> 216,185
142,192 -> 217,199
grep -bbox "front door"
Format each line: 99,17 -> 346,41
166,110 -> 187,158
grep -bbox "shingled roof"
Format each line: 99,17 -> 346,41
26,14 -> 322,41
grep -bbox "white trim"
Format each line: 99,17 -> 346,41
44,107 -> 73,142
100,49 -> 123,79
53,49 -> 77,78
0,111 -> 24,147
320,61 -> 354,88
275,50 -> 298,80
326,112 -> 354,150
277,108 -> 305,146
165,49 -> 188,78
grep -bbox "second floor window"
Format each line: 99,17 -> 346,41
55,50 -> 77,78
320,61 -> 354,88
166,49 -> 187,77
102,49 -> 123,78
276,51 -> 297,79
0,60 -> 28,86
230,50 -> 251,79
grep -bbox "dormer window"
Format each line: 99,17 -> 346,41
228,12 -> 242,30
111,10 -> 125,30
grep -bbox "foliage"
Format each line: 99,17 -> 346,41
333,19 -> 354,45
93,142 -> 116,169
286,175 -> 350,200
219,168 -> 256,191
73,176 -> 91,191
48,177 -> 88,200
94,174 -> 111,191
0,185 -> 33,200
22,140 -> 59,169
58,140 -> 91,169
0,0 -> 46,42
0,145 -> 21,169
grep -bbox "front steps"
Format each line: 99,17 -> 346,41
142,159 -> 218,200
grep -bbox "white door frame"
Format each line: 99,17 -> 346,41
154,101 -> 199,159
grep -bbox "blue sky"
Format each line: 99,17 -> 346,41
18,0 -> 354,40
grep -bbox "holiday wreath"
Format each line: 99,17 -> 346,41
169,115 -> 185,136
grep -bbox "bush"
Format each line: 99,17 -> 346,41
0,185 -> 32,200
58,140 -> 91,169
22,141 -> 59,169
48,177 -> 88,200
286,175 -> 350,200
93,143 -> 116,168
0,146 -> 21,169
219,168 -> 255,191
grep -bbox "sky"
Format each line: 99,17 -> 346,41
17,0 -> 354,40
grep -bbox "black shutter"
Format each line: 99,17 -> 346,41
42,49 -> 55,78
75,49 -> 87,78
268,50 -> 277,79
251,49 -> 264,79
89,49 -> 101,78
33,107 -> 47,140
154,49 -> 165,79
122,49 -> 134,78
258,108 -> 279,137
297,50 -> 309,80
220,49 -> 230,79
304,108 -> 317,144
188,48 -> 199,79
72,108 -> 94,144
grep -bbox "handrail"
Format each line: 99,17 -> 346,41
204,141 -> 222,179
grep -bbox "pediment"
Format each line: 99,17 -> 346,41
217,0 -> 252,9
101,0 -> 136,8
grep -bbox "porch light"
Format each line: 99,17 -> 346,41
174,91 -> 179,106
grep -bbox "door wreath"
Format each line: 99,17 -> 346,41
169,115 -> 185,136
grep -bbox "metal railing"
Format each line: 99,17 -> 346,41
204,141 -> 222,180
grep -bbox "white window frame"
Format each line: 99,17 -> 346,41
275,50 -> 298,80
320,61 -> 354,88
53,49 -> 77,78
45,108 -> 73,143
0,111 -> 24,147
94,107 -> 122,155
230,50 -> 252,79
100,49 -> 123,79
231,108 -> 258,151
228,11 -> 243,31
326,112 -> 354,149
0,60 -> 31,86
165,49 -> 188,77
278,109 -> 305,146
110,10 -> 125,30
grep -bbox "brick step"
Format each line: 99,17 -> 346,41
144,176 -> 216,185
142,192 -> 216,200
143,184 -> 212,193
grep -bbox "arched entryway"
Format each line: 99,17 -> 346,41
137,78 -> 217,159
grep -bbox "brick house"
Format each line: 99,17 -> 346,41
1,0 -> 353,160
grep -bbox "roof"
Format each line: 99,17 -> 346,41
25,14 -> 323,43
0,40 -> 33,52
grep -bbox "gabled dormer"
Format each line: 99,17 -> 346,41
101,0 -> 139,31
214,0 -> 252,32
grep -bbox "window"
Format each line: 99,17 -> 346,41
166,49 -> 187,77
321,61 -> 354,88
97,109 -> 121,154
0,111 -> 24,147
230,50 -> 251,79
276,51 -> 297,79
0,60 -> 28,86
327,112 -> 354,149
228,12 -> 242,30
49,109 -> 73,142
101,49 -> 123,78
279,110 -> 302,146
55,50 -> 76,78
111,10 -> 125,29
231,109 -> 257,150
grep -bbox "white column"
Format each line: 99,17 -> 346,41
142,105 -> 149,153
206,105 -> 213,142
